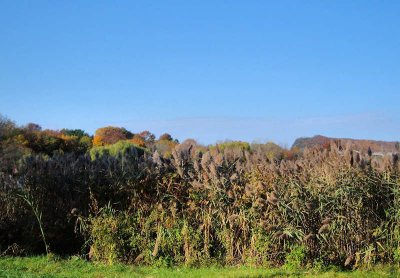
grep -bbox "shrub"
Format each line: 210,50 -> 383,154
89,140 -> 145,160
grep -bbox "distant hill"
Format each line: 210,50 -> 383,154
292,135 -> 399,153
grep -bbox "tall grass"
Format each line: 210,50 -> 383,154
1,142 -> 399,268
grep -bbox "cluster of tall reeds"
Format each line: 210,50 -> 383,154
1,142 -> 399,268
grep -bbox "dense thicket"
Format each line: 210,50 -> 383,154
1,115 -> 400,269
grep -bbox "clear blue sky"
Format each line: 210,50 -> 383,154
1,1 -> 399,145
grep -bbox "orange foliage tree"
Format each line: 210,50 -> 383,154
93,126 -> 132,146
130,135 -> 146,148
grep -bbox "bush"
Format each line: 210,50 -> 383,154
89,140 -> 146,160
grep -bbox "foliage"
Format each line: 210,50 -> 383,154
251,142 -> 284,161
158,133 -> 173,141
89,140 -> 146,160
1,122 -> 93,156
154,139 -> 178,157
138,131 -> 156,144
284,245 -> 306,270
93,126 -> 132,146
0,115 -> 31,172
130,135 -> 146,148
213,141 -> 251,152
60,129 -> 89,138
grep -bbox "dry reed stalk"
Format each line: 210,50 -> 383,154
152,223 -> 162,257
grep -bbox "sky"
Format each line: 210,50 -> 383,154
0,1 -> 399,146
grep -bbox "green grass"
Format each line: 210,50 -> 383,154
0,256 -> 399,278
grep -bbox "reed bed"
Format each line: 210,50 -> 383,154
1,142 -> 399,269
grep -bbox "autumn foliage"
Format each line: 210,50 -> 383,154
129,135 -> 146,148
92,126 -> 132,146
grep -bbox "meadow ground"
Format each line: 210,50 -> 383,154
0,257 -> 399,278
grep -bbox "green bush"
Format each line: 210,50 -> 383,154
284,245 -> 306,270
89,140 -> 146,160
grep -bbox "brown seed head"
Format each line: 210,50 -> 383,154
274,231 -> 283,238
71,208 -> 79,216
267,193 -> 278,205
344,255 -> 353,266
318,224 -> 330,234
304,233 -> 315,241
322,217 -> 332,225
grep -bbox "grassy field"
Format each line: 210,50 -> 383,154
0,257 -> 399,278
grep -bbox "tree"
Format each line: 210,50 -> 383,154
25,123 -> 42,132
93,127 -> 132,146
0,115 -> 30,172
158,133 -> 173,141
29,130 -> 64,155
130,135 -> 146,148
61,134 -> 92,154
138,131 -> 155,143
60,129 -> 88,138
0,115 -> 17,141
155,139 -> 178,157
251,142 -> 284,161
